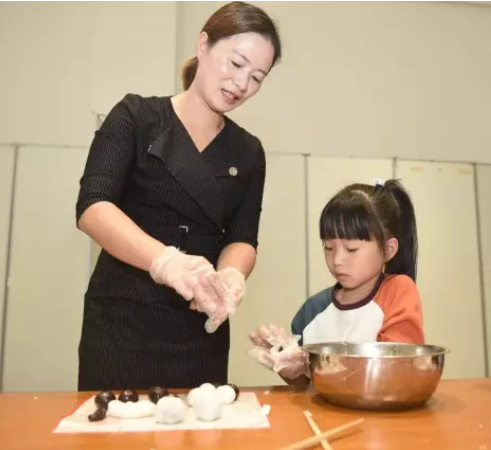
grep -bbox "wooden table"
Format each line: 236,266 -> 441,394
1,379 -> 490,449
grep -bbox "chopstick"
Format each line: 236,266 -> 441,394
278,418 -> 364,450
303,410 -> 333,450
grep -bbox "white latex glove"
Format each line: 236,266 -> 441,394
249,346 -> 309,379
217,267 -> 246,315
271,346 -> 309,379
249,324 -> 300,349
204,267 -> 246,333
149,246 -> 224,316
248,325 -> 309,379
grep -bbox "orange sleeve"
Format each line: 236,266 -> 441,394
376,275 -> 425,344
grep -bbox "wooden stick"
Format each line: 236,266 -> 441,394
303,410 -> 333,450
279,418 -> 364,450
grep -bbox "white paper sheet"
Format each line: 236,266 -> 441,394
53,393 -> 270,433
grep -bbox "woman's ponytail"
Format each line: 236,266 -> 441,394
181,56 -> 198,91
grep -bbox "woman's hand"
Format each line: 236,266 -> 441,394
202,267 -> 246,333
217,267 -> 246,314
150,246 -> 225,316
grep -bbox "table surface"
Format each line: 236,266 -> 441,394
1,378 -> 490,450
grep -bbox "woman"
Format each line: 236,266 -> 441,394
76,1 -> 282,390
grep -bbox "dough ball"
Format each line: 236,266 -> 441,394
156,396 -> 187,425
118,389 -> 138,403
193,392 -> 222,422
107,399 -> 156,419
131,399 -> 157,418
228,384 -> 240,401
107,400 -> 125,417
187,387 -> 205,407
199,383 -> 216,394
148,386 -> 170,404
94,390 -> 116,408
88,405 -> 107,422
216,385 -> 236,405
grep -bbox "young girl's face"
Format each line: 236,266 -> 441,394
323,238 -> 386,289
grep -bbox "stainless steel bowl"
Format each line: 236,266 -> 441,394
303,342 -> 449,411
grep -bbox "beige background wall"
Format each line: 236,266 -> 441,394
0,1 -> 490,391
0,2 -> 177,147
229,154 -> 307,386
179,2 -> 491,162
395,160 -> 486,379
0,1 -> 178,391
477,165 -> 491,374
0,146 -> 15,375
2,147 -> 89,392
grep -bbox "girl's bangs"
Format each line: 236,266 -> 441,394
320,202 -> 379,241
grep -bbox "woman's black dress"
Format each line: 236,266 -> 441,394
76,94 -> 265,391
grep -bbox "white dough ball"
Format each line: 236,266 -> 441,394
156,396 -> 187,425
132,399 -> 157,417
134,399 -> 157,417
107,400 -> 125,417
107,399 -> 156,419
193,392 -> 222,422
216,385 -> 236,405
187,387 -> 206,407
199,383 -> 216,394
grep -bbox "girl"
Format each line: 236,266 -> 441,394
249,179 -> 424,384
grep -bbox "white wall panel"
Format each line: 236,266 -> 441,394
476,164 -> 491,375
0,146 -> 15,385
396,160 -> 485,379
2,147 -> 90,392
229,154 -> 306,386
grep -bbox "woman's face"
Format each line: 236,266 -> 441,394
194,32 -> 275,113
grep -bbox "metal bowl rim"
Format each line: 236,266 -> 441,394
302,341 -> 450,358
